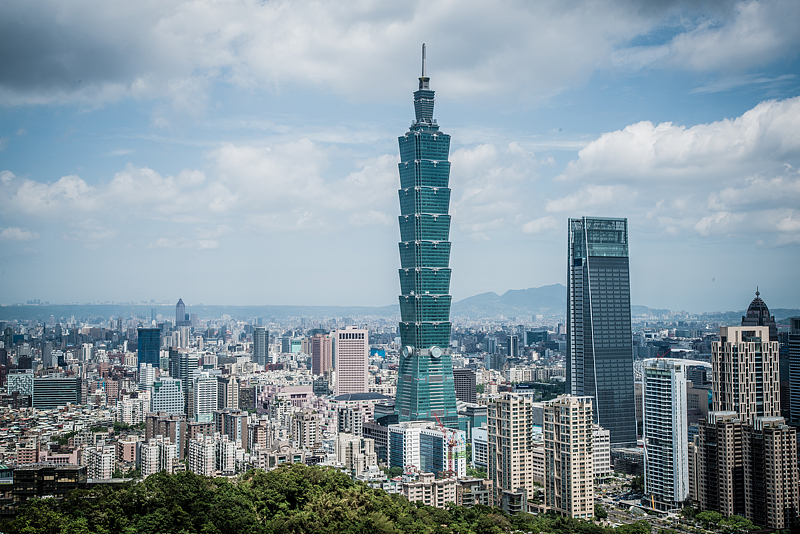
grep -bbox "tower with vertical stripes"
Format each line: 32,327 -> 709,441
567,216 -> 637,447
395,45 -> 458,426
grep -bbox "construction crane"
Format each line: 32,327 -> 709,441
432,413 -> 461,478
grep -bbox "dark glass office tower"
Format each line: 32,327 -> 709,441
567,217 -> 637,446
787,317 -> 800,425
137,327 -> 161,367
253,326 -> 269,367
395,45 -> 458,426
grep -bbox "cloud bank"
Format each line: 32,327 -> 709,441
547,96 -> 800,245
2,0 -> 797,107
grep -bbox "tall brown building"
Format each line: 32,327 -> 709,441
311,334 -> 333,376
453,368 -> 477,404
744,417 -> 799,528
698,412 -> 745,517
697,325 -> 799,529
146,412 -> 187,459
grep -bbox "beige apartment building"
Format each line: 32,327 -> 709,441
712,326 -> 780,425
487,393 -> 537,512
543,395 -> 594,519
401,473 -> 458,508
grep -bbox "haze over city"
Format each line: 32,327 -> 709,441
1,0 -> 799,312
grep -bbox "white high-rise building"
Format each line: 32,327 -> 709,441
117,397 -> 148,425
334,326 -> 368,396
192,371 -> 218,422
387,421 -> 466,478
292,410 -> 321,450
180,326 -> 190,349
84,444 -> 115,480
187,432 -> 239,477
217,375 -> 239,411
217,435 -> 237,475
593,425 -> 611,478
140,439 -> 160,478
543,395 -> 594,519
472,426 -> 488,469
336,433 -> 378,476
151,378 -> 184,416
188,434 -> 217,477
643,358 -> 689,511
140,436 -> 177,478
81,343 -> 93,362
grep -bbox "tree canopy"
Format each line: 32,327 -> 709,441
3,464 -> 658,534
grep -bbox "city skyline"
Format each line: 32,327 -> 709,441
1,1 -> 799,313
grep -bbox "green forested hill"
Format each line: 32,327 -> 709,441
3,464 -> 653,534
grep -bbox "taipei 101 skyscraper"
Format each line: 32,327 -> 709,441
395,45 -> 459,427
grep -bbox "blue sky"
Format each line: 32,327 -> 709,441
1,0 -> 799,313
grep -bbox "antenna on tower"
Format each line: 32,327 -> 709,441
422,43 -> 426,77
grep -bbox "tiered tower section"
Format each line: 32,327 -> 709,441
395,45 -> 458,426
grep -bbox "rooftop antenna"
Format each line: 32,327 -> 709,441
422,43 -> 426,77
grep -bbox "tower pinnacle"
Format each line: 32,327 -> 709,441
419,43 -> 430,90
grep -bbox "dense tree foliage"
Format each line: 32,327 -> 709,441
113,421 -> 145,433
3,464 -> 658,534
466,466 -> 487,479
629,476 -> 644,493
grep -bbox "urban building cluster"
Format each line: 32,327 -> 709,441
0,47 -> 798,531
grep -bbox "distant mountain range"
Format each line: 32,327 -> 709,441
1,285 -> 798,322
450,284 -> 566,318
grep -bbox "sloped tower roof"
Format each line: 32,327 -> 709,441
745,289 -> 770,320
741,288 -> 777,341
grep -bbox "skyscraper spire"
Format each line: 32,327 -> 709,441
419,43 -> 430,91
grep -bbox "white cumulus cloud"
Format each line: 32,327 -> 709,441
552,96 -> 800,245
0,226 -> 39,241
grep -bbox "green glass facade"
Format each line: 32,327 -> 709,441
395,60 -> 459,426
